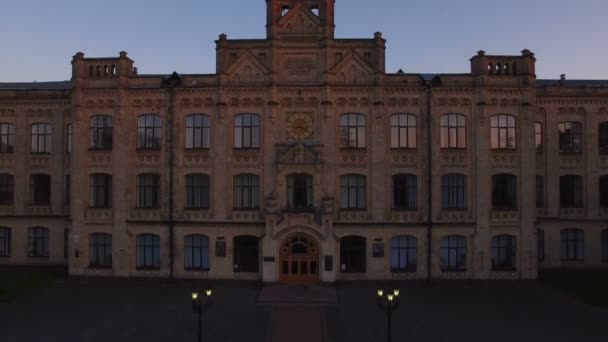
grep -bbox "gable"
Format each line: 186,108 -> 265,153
277,4 -> 322,39
329,52 -> 376,84
225,52 -> 270,83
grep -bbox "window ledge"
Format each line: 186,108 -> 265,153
28,256 -> 49,259
491,267 -> 517,272
136,267 -> 161,271
440,269 -> 467,273
390,269 -> 417,273
89,265 -> 113,270
185,268 -> 210,272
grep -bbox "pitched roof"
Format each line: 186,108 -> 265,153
0,81 -> 72,90
536,79 -> 608,87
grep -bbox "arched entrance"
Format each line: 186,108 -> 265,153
279,234 -> 319,284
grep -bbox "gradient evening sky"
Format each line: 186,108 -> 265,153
1,0 -> 607,82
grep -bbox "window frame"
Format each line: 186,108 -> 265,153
538,229 -> 545,262
30,174 -> 51,206
89,115 -> 113,150
535,122 -> 543,153
339,236 -> 367,273
234,113 -> 260,149
601,230 -> 607,263
490,114 -> 517,150
89,174 -> 112,209
441,174 -> 467,210
491,235 -> 517,271
559,121 -> 583,154
184,234 -> 210,271
560,229 -> 584,262
233,174 -> 260,210
0,227 -> 10,257
185,174 -> 210,210
390,235 -> 417,272
136,234 -> 161,270
0,122 -> 15,154
66,124 -> 72,154
185,114 -> 211,150
599,121 -> 608,154
390,113 -> 417,149
137,114 -> 162,150
0,173 -> 14,206
440,114 -> 466,149
286,174 -> 314,212
339,113 -> 367,149
491,174 -> 518,210
440,235 -> 467,271
600,175 -> 608,209
31,123 -> 52,154
559,175 -> 584,209
340,174 -> 367,210
536,175 -> 545,209
28,226 -> 49,258
233,235 -> 259,273
136,174 -> 160,209
89,233 -> 112,269
392,174 -> 417,210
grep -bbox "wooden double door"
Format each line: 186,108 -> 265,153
279,235 -> 319,284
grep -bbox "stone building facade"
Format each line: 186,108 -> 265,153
1,0 -> 607,282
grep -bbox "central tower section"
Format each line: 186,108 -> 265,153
266,0 -> 335,40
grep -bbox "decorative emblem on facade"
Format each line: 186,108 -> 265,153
559,155 -> 584,170
440,150 -> 467,169
276,142 -> 321,165
391,151 -> 417,169
491,151 -> 519,169
286,112 -> 313,140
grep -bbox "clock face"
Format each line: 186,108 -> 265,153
286,113 -> 313,140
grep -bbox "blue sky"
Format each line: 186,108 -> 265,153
1,0 -> 607,82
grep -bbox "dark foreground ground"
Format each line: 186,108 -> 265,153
1,271 -> 607,342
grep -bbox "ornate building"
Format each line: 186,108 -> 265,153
1,0 -> 607,282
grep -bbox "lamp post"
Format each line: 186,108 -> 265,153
376,288 -> 400,342
191,288 -> 213,342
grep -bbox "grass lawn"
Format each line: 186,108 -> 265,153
0,270 -> 60,303
540,270 -> 608,307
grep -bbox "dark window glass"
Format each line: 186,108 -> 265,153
186,174 -> 210,209
560,175 -> 583,208
492,174 -> 517,210
340,174 -> 366,209
233,174 -> 260,209
66,124 -> 72,154
390,114 -> 416,149
560,229 -> 584,261
538,229 -> 545,262
0,123 -> 15,154
599,122 -> 608,154
137,115 -> 162,149
64,175 -> 70,206
440,114 -> 466,149
440,235 -> 466,271
0,174 -> 14,205
602,230 -> 608,263
184,234 -> 210,270
559,122 -> 583,153
491,235 -> 517,270
490,115 -> 516,149
600,175 -> 608,208
136,234 -> 160,269
535,122 -> 543,153
30,174 -> 51,205
186,114 -> 211,149
390,236 -> 416,272
0,227 -> 10,257
441,174 -> 466,209
340,113 -> 366,148
392,174 -> 417,210
89,115 -> 113,150
234,114 -> 260,149
89,233 -> 112,268
536,175 -> 545,209
233,235 -> 259,272
340,236 -> 366,273
287,174 -> 314,211
28,227 -> 49,257
89,174 -> 112,208
137,174 -> 160,208
31,123 -> 52,153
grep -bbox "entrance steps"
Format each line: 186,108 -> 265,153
257,284 -> 338,307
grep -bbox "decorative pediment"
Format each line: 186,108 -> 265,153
329,52 -> 375,84
276,142 -> 322,165
277,4 -> 322,39
225,51 -> 270,83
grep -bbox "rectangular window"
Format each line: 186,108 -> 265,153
30,174 -> 51,205
137,174 -> 160,209
340,114 -> 366,149
234,114 -> 260,149
184,235 -> 210,270
440,114 -> 466,149
64,175 -> 70,206
28,227 -> 49,258
536,176 -> 545,209
186,115 -> 211,149
136,234 -> 160,269
0,227 -> 10,257
31,123 -> 52,153
537,229 -> 545,262
561,229 -> 584,261
535,122 -> 543,153
560,175 -> 583,208
137,115 -> 162,150
490,115 -> 516,149
340,175 -> 366,209
599,122 -> 608,154
66,124 -> 72,154
491,174 -> 517,210
89,233 -> 112,268
392,174 -> 417,210
0,174 -> 14,205
233,174 -> 260,209
89,116 -> 113,150
0,123 -> 15,154
186,174 -> 210,209
89,174 -> 112,208
441,174 -> 466,209
559,122 -> 583,153
600,176 -> 608,208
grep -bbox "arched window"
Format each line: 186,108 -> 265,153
602,230 -> 608,263
89,174 -> 112,208
184,234 -> 210,271
137,174 -> 160,208
234,174 -> 260,209
392,174 -> 417,210
234,114 -> 260,149
89,233 -> 112,268
441,174 -> 466,209
30,174 -> 51,205
186,174 -> 210,209
491,235 -> 517,270
136,234 -> 161,269
31,123 -> 52,153
490,114 -> 516,149
287,174 -> 314,211
440,114 -> 466,149
0,227 -> 10,257
340,174 -> 366,209
535,122 -> 543,153
537,229 -> 545,262
390,114 -> 416,149
492,174 -> 517,210
28,227 -> 49,258
561,229 -> 584,261
0,173 -> 13,205
89,115 -> 113,150
560,175 -> 583,208
390,236 -> 417,272
559,121 -> 583,153
0,123 -> 15,154
339,113 -> 366,148
340,236 -> 366,273
601,175 -> 608,208
185,114 -> 211,149
137,114 -> 162,149
599,122 -> 608,154
440,235 -> 466,271
233,235 -> 259,272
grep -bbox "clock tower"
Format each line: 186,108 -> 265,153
265,0 -> 335,40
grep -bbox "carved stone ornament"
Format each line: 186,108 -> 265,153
264,195 -> 278,214
276,142 -> 322,165
321,196 -> 335,214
